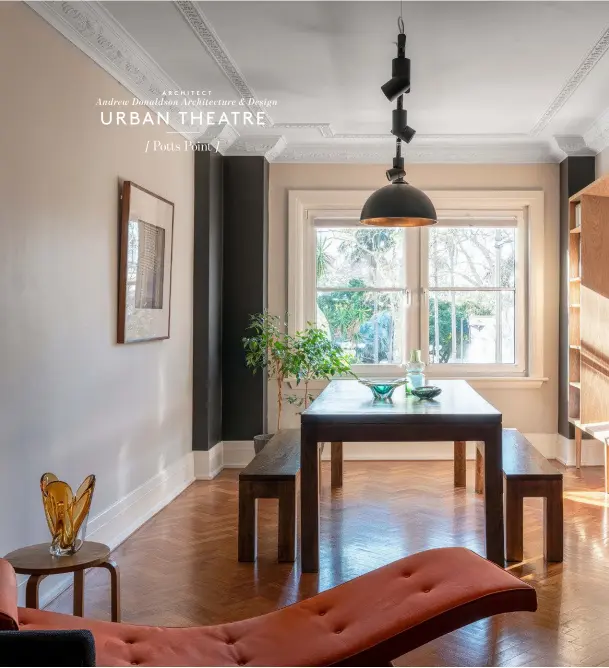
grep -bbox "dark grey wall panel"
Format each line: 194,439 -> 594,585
193,148 -> 224,451
558,156 -> 595,438
222,157 -> 269,441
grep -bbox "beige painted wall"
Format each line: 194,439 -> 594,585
596,147 -> 609,178
269,163 -> 560,435
0,3 -> 194,555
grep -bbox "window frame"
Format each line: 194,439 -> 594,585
288,189 -> 546,389
420,211 -> 527,377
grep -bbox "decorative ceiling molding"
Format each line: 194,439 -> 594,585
531,25 -> 609,136
584,108 -> 609,153
199,123 -> 240,153
224,135 -> 287,161
173,0 -> 273,128
25,0 -> 204,138
28,1 -> 609,163
553,135 -> 595,157
276,141 -> 560,164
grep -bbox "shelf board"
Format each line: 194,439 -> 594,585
570,226 -> 581,234
569,417 -> 581,428
569,303 -> 581,308
570,381 -> 581,389
570,345 -> 581,350
570,277 -> 581,283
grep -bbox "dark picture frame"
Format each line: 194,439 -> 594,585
117,181 -> 175,343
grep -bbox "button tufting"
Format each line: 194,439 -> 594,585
335,629 -> 343,634
423,588 -> 431,593
227,640 -> 235,645
403,573 -> 411,578
319,611 -> 326,616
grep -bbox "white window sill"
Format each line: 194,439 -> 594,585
286,377 -> 548,391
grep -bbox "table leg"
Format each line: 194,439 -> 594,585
100,560 -> 121,622
453,441 -> 466,488
331,442 -> 343,488
301,424 -> 320,573
484,424 -> 505,566
475,443 -> 485,495
25,574 -> 44,609
73,570 -> 85,616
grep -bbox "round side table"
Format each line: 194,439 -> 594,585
4,541 -> 120,622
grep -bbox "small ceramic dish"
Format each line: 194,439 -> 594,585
411,385 -> 442,400
358,377 -> 408,401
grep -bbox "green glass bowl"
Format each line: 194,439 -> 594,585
411,385 -> 442,400
358,377 -> 407,401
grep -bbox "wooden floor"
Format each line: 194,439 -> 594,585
47,460 -> 609,666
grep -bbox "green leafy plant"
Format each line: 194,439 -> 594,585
243,312 -> 295,432
288,324 -> 354,410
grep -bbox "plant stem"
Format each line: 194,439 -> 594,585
276,376 -> 283,432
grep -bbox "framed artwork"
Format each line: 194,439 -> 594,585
117,181 -> 175,343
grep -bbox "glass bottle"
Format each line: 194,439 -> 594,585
406,350 -> 425,389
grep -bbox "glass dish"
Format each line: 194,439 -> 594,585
411,385 -> 442,400
358,377 -> 408,401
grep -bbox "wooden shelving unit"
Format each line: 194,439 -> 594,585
568,174 -> 609,484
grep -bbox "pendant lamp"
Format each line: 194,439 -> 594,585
360,18 -> 437,227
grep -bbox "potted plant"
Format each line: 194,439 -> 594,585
243,312 -> 296,453
287,324 -> 354,410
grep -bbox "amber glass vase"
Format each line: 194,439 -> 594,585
40,473 -> 96,556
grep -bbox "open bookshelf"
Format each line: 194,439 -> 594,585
567,174 -> 609,483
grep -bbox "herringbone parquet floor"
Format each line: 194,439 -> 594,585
47,461 -> 609,666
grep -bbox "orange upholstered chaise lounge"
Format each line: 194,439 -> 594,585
0,547 -> 536,666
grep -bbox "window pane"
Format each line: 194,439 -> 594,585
316,228 -> 404,288
429,227 -> 515,288
428,290 -> 515,364
317,290 -> 403,364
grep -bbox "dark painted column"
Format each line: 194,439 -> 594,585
222,157 -> 269,441
193,148 -> 224,451
558,156 -> 595,438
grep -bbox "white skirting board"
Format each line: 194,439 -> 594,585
16,452 -> 195,608
196,433 -> 594,478
556,434 -> 605,467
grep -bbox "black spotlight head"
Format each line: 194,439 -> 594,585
394,125 -> 416,144
391,109 -> 416,144
386,166 -> 406,182
381,57 -> 411,102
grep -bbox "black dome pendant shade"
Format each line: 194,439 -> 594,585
360,18 -> 437,228
360,181 -> 437,227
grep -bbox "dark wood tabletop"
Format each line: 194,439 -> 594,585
302,379 -> 501,424
299,379 -> 504,572
4,541 -> 111,575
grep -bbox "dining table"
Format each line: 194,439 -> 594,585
300,378 -> 504,573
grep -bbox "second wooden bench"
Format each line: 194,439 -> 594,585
455,429 -> 563,562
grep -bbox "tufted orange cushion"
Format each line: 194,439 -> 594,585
15,548 -> 536,666
0,558 -> 19,631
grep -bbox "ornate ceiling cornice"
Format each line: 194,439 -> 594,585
276,140 -> 561,164
25,0 -> 204,137
531,26 -> 609,136
27,1 -> 609,161
584,108 -> 609,153
173,0 -> 274,128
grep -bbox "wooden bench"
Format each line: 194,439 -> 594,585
238,430 -> 300,562
457,429 -> 563,562
238,432 -> 345,563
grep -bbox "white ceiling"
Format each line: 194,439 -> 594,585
28,1 -> 609,162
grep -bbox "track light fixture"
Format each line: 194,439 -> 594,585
381,34 -> 411,102
360,12 -> 437,228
